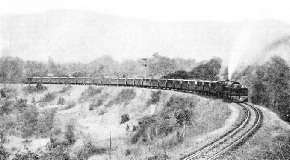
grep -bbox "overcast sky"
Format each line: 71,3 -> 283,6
0,0 -> 290,23
0,0 -> 290,64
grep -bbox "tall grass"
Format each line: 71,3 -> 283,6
36,108 -> 58,138
105,88 -> 136,108
79,86 -> 103,103
39,92 -> 56,104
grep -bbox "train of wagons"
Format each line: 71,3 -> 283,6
26,77 -> 248,103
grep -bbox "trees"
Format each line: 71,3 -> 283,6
262,56 -> 290,120
24,61 -> 48,78
237,56 -> 290,122
163,70 -> 189,79
189,58 -> 222,80
0,56 -> 24,84
147,53 -> 177,78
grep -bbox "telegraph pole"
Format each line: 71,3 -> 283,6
142,58 -> 147,78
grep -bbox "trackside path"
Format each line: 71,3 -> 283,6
181,103 -> 262,160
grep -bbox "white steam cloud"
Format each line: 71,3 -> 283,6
228,20 -> 290,80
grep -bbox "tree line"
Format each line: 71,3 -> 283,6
234,56 -> 290,122
0,53 -> 198,83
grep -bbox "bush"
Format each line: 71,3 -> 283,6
63,101 -> 76,110
0,100 -> 13,116
18,105 -> 39,138
13,148 -> 40,160
79,87 -> 103,103
57,96 -> 66,105
64,123 -> 76,145
39,138 -> 70,160
147,90 -> 162,106
59,85 -> 72,93
36,108 -> 57,138
0,87 -> 17,99
39,92 -> 56,103
120,114 -> 130,124
0,145 -> 10,160
105,89 -> 136,108
75,138 -> 106,160
13,98 -> 28,111
22,84 -> 47,94
89,99 -> 103,110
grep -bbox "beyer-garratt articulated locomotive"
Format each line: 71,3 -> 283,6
26,77 -> 248,103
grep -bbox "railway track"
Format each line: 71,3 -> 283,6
181,103 -> 262,160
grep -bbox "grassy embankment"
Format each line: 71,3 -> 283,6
0,84 -> 236,160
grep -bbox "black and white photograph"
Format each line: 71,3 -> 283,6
0,0 -> 290,159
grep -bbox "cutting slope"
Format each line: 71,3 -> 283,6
1,84 -> 238,159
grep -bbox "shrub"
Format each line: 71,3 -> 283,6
22,84 -> 47,94
36,108 -> 58,138
89,99 -> 103,110
0,87 -> 16,99
79,87 -> 103,103
120,114 -> 130,124
18,105 -> 39,138
64,123 -> 76,145
13,98 -> 28,111
57,96 -> 66,105
39,138 -> 70,160
147,90 -> 162,106
13,148 -> 40,160
63,101 -> 76,110
39,92 -> 56,103
0,145 -> 10,160
31,97 -> 36,103
75,137 -> 106,160
115,89 -> 136,105
59,85 -> 72,93
0,100 -> 13,116
105,89 -> 136,108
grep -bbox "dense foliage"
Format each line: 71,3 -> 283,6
164,57 -> 222,80
235,56 -> 290,122
0,53 -> 197,83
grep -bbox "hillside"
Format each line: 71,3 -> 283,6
0,84 -> 237,159
1,84 -> 290,159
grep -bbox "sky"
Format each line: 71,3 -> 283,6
1,0 -> 290,64
0,0 -> 290,23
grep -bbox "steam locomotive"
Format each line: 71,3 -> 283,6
26,77 -> 248,103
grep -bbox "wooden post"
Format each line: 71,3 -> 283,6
109,131 -> 112,159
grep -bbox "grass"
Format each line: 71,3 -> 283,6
21,84 -> 47,94
36,108 -> 58,138
220,106 -> 290,159
74,137 -> 107,159
111,94 -> 231,159
57,96 -> 66,105
147,90 -> 162,106
39,92 -> 56,104
79,86 -> 103,103
89,99 -> 103,110
105,88 -> 136,108
0,87 -> 17,99
62,101 -> 76,110
59,85 -> 72,93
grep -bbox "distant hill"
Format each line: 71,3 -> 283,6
0,10 -> 240,64
1,10 -> 290,70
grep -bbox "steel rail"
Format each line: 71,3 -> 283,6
206,103 -> 262,160
181,103 -> 251,160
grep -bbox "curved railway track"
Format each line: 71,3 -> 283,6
181,103 -> 262,160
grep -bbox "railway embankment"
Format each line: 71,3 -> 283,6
219,104 -> 290,159
0,84 -> 247,159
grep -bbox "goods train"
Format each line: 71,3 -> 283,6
26,77 -> 248,103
